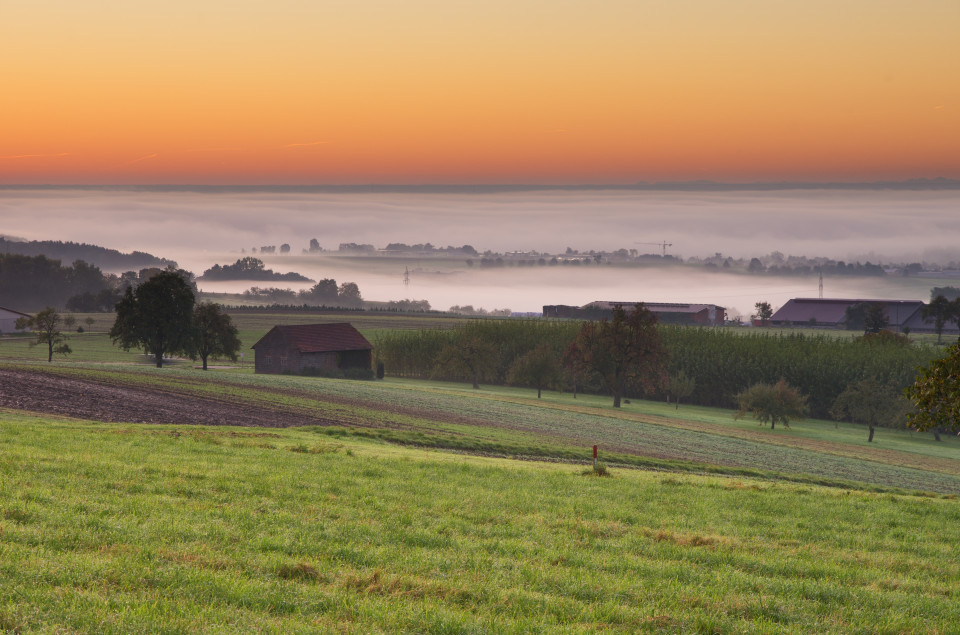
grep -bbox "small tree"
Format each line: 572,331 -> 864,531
667,371 -> 696,410
506,344 -> 562,398
735,379 -> 807,430
188,302 -> 241,370
830,378 -> 905,442
15,307 -> 75,362
754,302 -> 773,326
110,271 -> 196,368
434,335 -> 498,389
863,304 -> 889,334
905,341 -> 960,437
922,295 -> 959,344
565,303 -> 666,408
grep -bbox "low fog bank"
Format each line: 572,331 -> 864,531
2,188 -> 958,313
3,188 -> 959,264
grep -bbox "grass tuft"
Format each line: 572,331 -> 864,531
276,562 -> 323,582
581,461 -> 611,477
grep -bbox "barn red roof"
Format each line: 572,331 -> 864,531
252,323 -> 372,353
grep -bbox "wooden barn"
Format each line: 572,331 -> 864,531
251,323 -> 373,375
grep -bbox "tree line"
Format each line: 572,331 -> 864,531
374,310 -> 944,436
0,254 -> 110,312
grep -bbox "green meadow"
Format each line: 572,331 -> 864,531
2,312 -> 960,631
2,412 -> 959,633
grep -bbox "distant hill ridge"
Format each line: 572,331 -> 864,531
0,237 -> 173,272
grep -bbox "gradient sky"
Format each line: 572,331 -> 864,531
1,0 -> 957,184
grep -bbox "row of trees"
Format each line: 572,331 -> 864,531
241,279 -> 363,307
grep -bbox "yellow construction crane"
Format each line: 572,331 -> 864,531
635,241 -> 673,257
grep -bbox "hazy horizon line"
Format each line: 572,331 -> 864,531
1,178 -> 959,194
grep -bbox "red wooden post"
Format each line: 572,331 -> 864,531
592,444 -> 598,470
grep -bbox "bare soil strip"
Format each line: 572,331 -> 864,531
0,368 -> 331,427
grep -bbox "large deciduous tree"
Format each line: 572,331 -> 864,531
905,341 -> 960,438
110,271 -> 195,368
188,302 -> 241,370
735,379 -> 807,430
565,303 -> 666,408
15,307 -> 75,362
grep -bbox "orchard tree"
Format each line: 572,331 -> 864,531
905,341 -> 960,438
735,379 -> 807,430
433,334 -> 498,389
506,343 -> 562,398
110,270 -> 195,368
565,303 -> 666,408
830,378 -> 906,442
188,302 -> 241,370
667,370 -> 696,410
15,307 -> 75,362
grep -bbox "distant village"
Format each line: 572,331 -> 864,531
247,239 -> 960,279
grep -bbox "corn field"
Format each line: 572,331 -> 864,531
374,320 -> 941,418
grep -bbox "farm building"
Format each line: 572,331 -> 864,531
770,298 -> 923,330
543,301 -> 725,326
252,323 -> 373,375
0,306 -> 31,333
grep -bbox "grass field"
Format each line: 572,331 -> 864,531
3,309 -> 960,631
1,412 -> 958,633
7,361 -> 960,496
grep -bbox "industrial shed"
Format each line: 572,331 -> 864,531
252,323 -> 373,375
769,298 -> 924,330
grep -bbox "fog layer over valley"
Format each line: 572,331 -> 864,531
3,188 -> 959,314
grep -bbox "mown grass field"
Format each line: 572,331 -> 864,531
7,361 -> 960,496
3,308 -> 960,631
1,411 -> 959,633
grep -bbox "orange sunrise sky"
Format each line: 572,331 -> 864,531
1,0 -> 957,184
